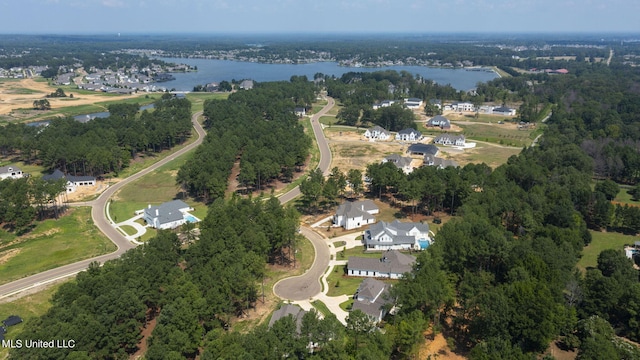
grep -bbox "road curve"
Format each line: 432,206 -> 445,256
274,97 -> 335,300
0,111 -> 206,300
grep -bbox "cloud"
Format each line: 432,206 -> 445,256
102,0 -> 125,7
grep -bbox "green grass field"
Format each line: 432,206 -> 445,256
0,281 -> 68,359
319,115 -> 340,125
458,123 -> 534,147
0,207 -> 116,285
185,92 -> 229,114
311,300 -> 332,317
453,144 -> 522,168
327,265 -> 363,297
577,231 -> 638,271
615,187 -> 640,206
337,246 -> 382,261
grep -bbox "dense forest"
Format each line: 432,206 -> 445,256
177,77 -> 314,201
7,38 -> 640,359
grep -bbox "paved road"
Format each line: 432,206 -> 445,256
273,97 -> 335,300
278,97 -> 335,204
0,111 -> 206,300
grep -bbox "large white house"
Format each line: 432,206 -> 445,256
364,220 -> 431,251
426,115 -> 451,129
363,126 -> 391,141
0,165 -> 24,180
423,154 -> 459,169
352,278 -> 393,322
450,101 -> 475,112
434,134 -> 466,147
395,128 -> 422,142
404,98 -> 423,109
143,200 -> 194,230
372,100 -> 396,110
348,250 -> 416,279
42,169 -> 96,193
333,200 -> 379,230
493,106 -> 517,116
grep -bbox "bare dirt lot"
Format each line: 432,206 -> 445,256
0,78 -> 141,116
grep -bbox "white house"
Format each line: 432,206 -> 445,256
423,154 -> 459,169
268,304 -> 308,333
364,220 -> 431,251
143,200 -> 194,230
395,128 -> 422,142
42,169 -> 96,193
451,102 -> 475,112
382,154 -> 414,174
347,250 -> 416,279
404,98 -> 423,109
0,165 -> 24,180
333,200 -> 379,230
363,126 -> 391,141
294,107 -> 306,117
352,278 -> 393,322
372,100 -> 396,110
434,134 -> 466,147
493,106 -> 517,116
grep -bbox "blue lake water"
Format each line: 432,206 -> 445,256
155,58 -> 499,91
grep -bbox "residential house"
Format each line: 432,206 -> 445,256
382,154 -> 414,174
423,154 -> 459,169
426,115 -> 451,129
268,304 -> 308,333
2,315 -> 22,327
363,126 -> 391,141
0,165 -> 24,180
395,128 -> 422,142
364,220 -> 432,251
347,250 -> 416,279
451,101 -> 475,112
143,200 -> 194,230
434,134 -> 466,147
352,278 -> 393,322
333,200 -> 379,230
404,98 -> 423,109
294,107 -> 306,117
429,99 -> 442,109
407,143 -> 438,156
492,106 -> 517,116
42,169 -> 96,193
372,100 -> 396,110
239,79 -> 254,90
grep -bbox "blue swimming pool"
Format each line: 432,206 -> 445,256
418,240 -> 430,249
184,214 -> 199,223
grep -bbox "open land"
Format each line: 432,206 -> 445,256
577,230 -> 639,272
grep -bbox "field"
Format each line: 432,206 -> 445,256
615,186 -> 640,207
577,231 -> 638,271
0,207 -> 116,285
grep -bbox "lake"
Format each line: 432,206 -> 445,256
155,58 -> 499,91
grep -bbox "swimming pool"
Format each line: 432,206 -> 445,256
184,214 -> 199,223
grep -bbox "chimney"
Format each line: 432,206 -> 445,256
155,209 -> 159,217
148,204 -> 151,209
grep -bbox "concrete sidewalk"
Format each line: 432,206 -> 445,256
114,214 -> 148,244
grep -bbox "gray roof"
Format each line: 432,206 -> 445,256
434,134 -> 465,144
407,143 -> 438,156
268,304 -> 307,333
42,169 -> 96,183
423,155 -> 459,168
384,154 -> 412,169
336,200 -> 378,219
405,98 -> 422,103
397,128 -> 421,136
352,278 -> 392,320
366,220 -> 430,247
427,115 -> 450,127
348,250 -> 416,275
493,106 -> 515,112
367,125 -> 390,135
145,200 -> 190,225
0,165 -> 21,174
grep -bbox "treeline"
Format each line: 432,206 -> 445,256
12,196 -> 301,359
0,177 -> 66,233
178,79 -> 314,201
0,96 -> 192,176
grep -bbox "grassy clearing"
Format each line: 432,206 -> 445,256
577,231 -> 638,271
0,281 -> 68,359
326,265 -> 363,297
264,235 -> 315,297
319,115 -> 340,126
447,113 -> 516,124
119,225 -> 137,236
0,159 -> 46,177
0,207 -> 116,285
337,246 -> 382,260
311,300 -> 332,317
339,299 -> 354,311
448,144 -> 522,169
458,123 -> 534,147
185,92 -> 229,114
615,187 -> 640,206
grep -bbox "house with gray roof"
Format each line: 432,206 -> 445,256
434,134 -> 466,147
347,250 -> 416,279
372,100 -> 396,110
363,125 -> 391,141
0,165 -> 24,180
404,98 -> 423,109
268,304 -> 308,333
423,154 -> 459,169
352,278 -> 393,322
333,200 -> 379,230
364,220 -> 431,251
42,169 -> 96,193
407,143 -> 438,156
493,106 -> 516,116
239,79 -> 254,90
143,200 -> 194,230
382,154 -> 414,174
395,128 -> 422,142
426,115 -> 451,129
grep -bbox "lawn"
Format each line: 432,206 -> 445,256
119,224 -> 137,236
458,123 -> 534,147
326,265 -> 363,297
577,231 -> 638,271
311,300 -> 332,317
336,246 -> 382,261
319,115 -> 340,126
0,281 -> 68,359
185,92 -> 229,114
614,186 -> 640,207
0,207 -> 116,285
339,299 -> 354,311
452,144 -> 522,169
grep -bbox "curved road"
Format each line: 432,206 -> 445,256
274,97 -> 335,300
0,111 -> 206,300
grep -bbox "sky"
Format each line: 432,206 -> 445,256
1,0 -> 638,34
